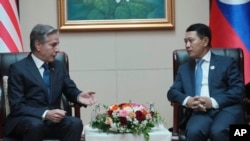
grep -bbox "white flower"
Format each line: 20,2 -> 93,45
142,120 -> 148,125
112,110 -> 119,117
123,106 -> 133,112
133,119 -> 139,124
115,0 -> 130,3
110,123 -> 118,132
126,116 -> 132,122
115,0 -> 121,3
146,113 -> 152,120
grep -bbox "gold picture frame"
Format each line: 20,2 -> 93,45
57,0 -> 175,31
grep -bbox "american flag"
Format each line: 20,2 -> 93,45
0,0 -> 23,52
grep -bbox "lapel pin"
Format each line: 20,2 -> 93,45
210,66 -> 215,70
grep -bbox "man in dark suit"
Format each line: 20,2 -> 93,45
167,23 -> 245,141
3,24 -> 96,141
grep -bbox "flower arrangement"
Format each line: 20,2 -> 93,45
90,102 -> 163,141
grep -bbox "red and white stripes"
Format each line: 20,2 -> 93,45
0,0 -> 23,52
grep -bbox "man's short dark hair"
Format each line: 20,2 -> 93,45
186,23 -> 211,46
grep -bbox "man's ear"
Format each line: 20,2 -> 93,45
202,37 -> 209,47
35,40 -> 41,51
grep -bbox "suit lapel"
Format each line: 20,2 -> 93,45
190,60 -> 196,96
26,55 -> 50,102
208,53 -> 218,93
50,63 -> 56,102
185,59 -> 196,96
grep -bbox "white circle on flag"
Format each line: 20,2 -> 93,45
219,0 -> 250,5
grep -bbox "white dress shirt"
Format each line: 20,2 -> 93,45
183,50 -> 219,109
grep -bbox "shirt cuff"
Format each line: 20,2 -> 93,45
211,97 -> 219,109
77,94 -> 80,103
42,110 -> 48,120
182,96 -> 190,107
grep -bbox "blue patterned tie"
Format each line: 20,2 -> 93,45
42,63 -> 51,97
195,59 -> 204,96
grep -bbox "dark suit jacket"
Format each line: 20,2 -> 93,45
4,53 -> 82,135
167,52 -> 245,126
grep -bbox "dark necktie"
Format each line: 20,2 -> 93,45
195,59 -> 204,96
42,63 -> 51,97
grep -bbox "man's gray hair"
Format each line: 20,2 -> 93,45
30,24 -> 58,52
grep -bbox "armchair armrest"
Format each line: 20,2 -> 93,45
61,96 -> 86,118
68,103 -> 86,118
171,102 -> 191,141
171,102 -> 180,141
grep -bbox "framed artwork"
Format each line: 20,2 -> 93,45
57,0 -> 175,31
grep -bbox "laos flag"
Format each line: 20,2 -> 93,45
209,0 -> 250,84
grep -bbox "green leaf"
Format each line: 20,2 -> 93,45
115,5 -> 131,19
87,9 -> 105,20
128,2 -> 149,19
94,0 -> 109,15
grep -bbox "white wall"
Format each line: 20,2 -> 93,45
19,0 -> 209,128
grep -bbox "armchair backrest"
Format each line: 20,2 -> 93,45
0,52 -> 69,138
0,52 -> 69,76
173,48 -> 244,80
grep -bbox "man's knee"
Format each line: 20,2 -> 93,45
64,117 -> 83,130
25,119 -> 44,132
186,125 -> 208,141
186,126 -> 202,137
210,126 -> 229,140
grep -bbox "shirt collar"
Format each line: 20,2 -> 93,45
203,50 -> 211,62
196,50 -> 211,63
31,53 -> 45,68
